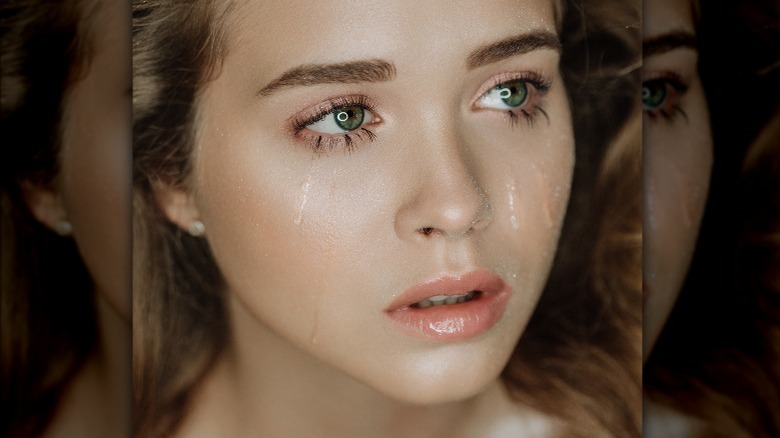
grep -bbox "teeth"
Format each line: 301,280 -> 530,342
413,291 -> 477,309
416,299 -> 432,308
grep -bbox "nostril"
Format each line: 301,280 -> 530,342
417,220 -> 482,237
419,227 -> 435,236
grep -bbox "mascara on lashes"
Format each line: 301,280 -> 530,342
289,71 -> 554,153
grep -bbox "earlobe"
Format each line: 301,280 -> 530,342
21,181 -> 72,236
154,182 -> 205,236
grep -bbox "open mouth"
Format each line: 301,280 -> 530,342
411,291 -> 480,308
385,270 -> 511,341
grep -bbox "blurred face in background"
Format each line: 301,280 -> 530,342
643,0 -> 713,359
24,0 -> 131,318
60,0 -> 131,319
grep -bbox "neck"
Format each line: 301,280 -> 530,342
44,291 -> 130,438
93,290 -> 131,422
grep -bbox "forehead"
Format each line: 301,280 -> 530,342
645,0 -> 694,38
224,0 -> 557,76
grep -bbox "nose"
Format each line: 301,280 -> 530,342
394,129 -> 492,242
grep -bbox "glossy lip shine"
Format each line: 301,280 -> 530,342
384,269 -> 512,341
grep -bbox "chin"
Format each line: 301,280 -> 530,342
363,343 -> 513,406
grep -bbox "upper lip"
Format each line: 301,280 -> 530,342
384,269 -> 507,312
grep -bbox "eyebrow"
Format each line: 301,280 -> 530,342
256,31 -> 560,98
257,59 -> 396,97
643,31 -> 697,57
466,31 -> 561,69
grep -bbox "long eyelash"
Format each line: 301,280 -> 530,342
361,127 -> 377,141
647,100 -> 689,123
672,104 -> 689,122
482,71 -> 552,128
307,127 -> 377,155
486,71 -> 552,94
536,105 -> 550,123
651,104 -> 689,123
290,95 -> 374,135
504,104 -> 550,129
289,95 -> 378,153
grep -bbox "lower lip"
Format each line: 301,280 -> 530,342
385,276 -> 511,341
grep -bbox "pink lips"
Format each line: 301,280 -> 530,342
384,269 -> 511,341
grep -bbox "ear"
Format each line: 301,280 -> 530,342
21,181 -> 72,235
154,182 -> 204,235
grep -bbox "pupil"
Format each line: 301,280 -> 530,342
499,80 -> 528,108
642,81 -> 667,109
334,106 -> 364,131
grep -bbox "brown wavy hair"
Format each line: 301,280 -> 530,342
0,0 -> 98,436
643,0 -> 780,433
644,117 -> 780,438
132,0 -> 641,436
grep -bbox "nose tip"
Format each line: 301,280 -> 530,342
415,196 -> 490,238
396,159 -> 492,242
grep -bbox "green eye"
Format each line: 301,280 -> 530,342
642,80 -> 667,110
333,106 -> 364,131
305,102 -> 375,135
497,80 -> 529,108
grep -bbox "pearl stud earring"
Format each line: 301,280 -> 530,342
188,220 -> 206,237
55,220 -> 73,236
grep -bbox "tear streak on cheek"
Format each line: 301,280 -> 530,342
295,173 -> 314,226
506,182 -> 520,231
503,161 -> 569,240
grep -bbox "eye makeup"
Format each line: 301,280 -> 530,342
286,69 -> 554,154
288,94 -> 380,154
472,70 -> 552,128
642,70 -> 690,123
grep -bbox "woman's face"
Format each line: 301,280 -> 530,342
174,0 -> 573,404
643,0 -> 712,359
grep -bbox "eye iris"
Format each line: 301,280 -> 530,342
333,105 -> 364,131
497,80 -> 528,108
642,81 -> 667,109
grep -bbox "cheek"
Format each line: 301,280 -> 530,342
56,2 -> 132,318
645,98 -> 712,264
643,83 -> 712,327
489,145 -> 574,292
196,150 -> 315,328
474,92 -> 575,264
194,133 -> 386,348
59,80 -> 132,319
501,140 -> 574,238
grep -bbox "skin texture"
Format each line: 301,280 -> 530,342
643,0 -> 712,361
161,0 -> 573,435
24,0 -> 131,436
